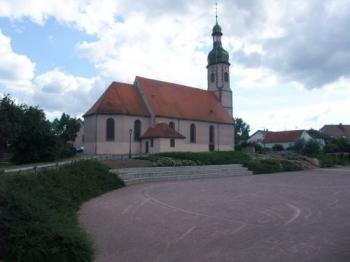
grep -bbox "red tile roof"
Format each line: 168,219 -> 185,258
263,130 -> 305,143
141,123 -> 185,139
320,125 -> 350,139
136,76 -> 233,124
84,82 -> 149,117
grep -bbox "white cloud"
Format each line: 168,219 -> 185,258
33,69 -> 104,116
0,29 -> 35,93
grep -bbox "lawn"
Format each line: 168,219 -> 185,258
0,160 -> 124,262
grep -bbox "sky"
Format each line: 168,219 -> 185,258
0,0 -> 349,133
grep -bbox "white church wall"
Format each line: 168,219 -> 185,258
94,114 -> 150,155
155,117 -> 234,152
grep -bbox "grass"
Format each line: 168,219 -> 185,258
0,160 -> 124,262
140,151 -> 303,174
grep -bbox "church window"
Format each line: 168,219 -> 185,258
209,125 -> 215,144
106,118 -> 115,141
134,120 -> 141,141
170,139 -> 175,147
224,72 -> 229,82
190,124 -> 196,143
169,121 -> 175,129
210,72 -> 215,83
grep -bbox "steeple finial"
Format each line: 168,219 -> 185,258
215,2 -> 218,23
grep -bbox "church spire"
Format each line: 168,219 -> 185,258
207,5 -> 232,117
207,4 -> 229,67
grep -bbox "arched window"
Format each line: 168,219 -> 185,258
224,72 -> 229,82
190,123 -> 196,143
210,72 -> 215,83
209,125 -> 215,144
169,121 -> 175,130
106,118 -> 115,141
134,119 -> 141,141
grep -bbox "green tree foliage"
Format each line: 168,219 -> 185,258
324,138 -> 350,153
52,113 -> 81,144
0,95 -> 23,155
302,140 -> 321,157
234,118 -> 250,146
11,106 -> 58,164
0,96 -> 79,164
294,139 -> 305,153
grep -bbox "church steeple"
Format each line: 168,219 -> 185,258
207,7 -> 232,117
208,18 -> 229,67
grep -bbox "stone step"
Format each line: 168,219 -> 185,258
113,164 -> 252,185
117,164 -> 243,174
122,171 -> 252,185
118,170 -> 252,179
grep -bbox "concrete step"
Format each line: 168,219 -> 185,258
112,164 -> 252,185
122,171 -> 252,185
118,170 -> 252,179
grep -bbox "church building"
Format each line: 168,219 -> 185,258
83,19 -> 234,155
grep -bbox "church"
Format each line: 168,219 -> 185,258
83,19 -> 235,155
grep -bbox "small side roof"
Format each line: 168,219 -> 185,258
84,82 -> 149,117
141,123 -> 185,139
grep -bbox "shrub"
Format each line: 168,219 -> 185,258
0,160 -> 124,262
152,157 -> 198,167
272,144 -> 284,151
245,159 -> 302,174
293,139 -> 305,153
153,151 -> 251,165
302,140 -> 321,157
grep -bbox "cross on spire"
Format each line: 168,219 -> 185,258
215,2 -> 218,23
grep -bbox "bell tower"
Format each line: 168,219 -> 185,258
207,11 -> 233,117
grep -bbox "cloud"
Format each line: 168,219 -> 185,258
33,69 -> 104,116
0,29 -> 35,93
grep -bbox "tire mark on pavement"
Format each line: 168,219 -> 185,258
285,203 -> 301,225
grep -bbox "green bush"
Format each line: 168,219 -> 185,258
302,140 -> 321,157
317,153 -> 350,167
152,157 -> 199,167
0,160 -> 124,262
245,159 -> 302,174
272,144 -> 284,151
153,151 -> 251,165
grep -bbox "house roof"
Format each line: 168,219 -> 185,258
320,125 -> 350,139
141,123 -> 185,139
84,82 -> 149,117
263,130 -> 305,144
135,76 -> 233,124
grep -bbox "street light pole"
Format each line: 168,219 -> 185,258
129,129 -> 132,159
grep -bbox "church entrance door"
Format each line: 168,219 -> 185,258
209,125 -> 215,151
145,141 -> 149,153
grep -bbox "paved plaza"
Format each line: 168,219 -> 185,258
79,167 -> 350,262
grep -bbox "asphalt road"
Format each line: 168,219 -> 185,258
79,167 -> 350,262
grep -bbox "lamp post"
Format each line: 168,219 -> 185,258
129,129 -> 132,159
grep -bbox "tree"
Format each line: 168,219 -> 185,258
294,139 -> 305,153
52,113 -> 81,144
234,118 -> 250,146
0,95 -> 23,156
302,140 -> 321,157
11,106 -> 58,164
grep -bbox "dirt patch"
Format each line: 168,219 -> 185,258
100,159 -> 153,169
